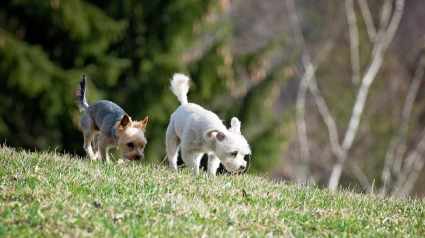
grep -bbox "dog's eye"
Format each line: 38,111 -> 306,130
230,151 -> 238,158
127,142 -> 134,148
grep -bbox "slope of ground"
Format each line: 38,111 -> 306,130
0,146 -> 424,236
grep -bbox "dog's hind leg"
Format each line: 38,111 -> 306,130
81,115 -> 98,160
83,132 -> 97,160
167,143 -> 179,170
91,134 -> 99,159
166,123 -> 180,170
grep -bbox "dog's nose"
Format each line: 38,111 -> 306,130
135,154 -> 142,160
240,165 -> 246,170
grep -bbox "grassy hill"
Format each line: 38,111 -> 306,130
0,146 -> 424,237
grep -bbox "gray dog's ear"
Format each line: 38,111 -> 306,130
204,129 -> 226,141
134,116 -> 148,131
116,113 -> 133,131
229,117 -> 241,134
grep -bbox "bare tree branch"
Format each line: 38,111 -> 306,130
399,159 -> 424,196
381,52 -> 425,195
287,0 -> 338,184
295,62 -> 314,183
328,0 -> 405,191
296,42 -> 335,183
304,43 -> 341,158
381,1 -> 405,52
399,159 -> 425,197
287,0 -> 350,187
286,0 -> 314,183
286,0 -> 405,191
376,0 -> 392,41
391,127 -> 425,197
357,0 -> 376,42
346,0 -> 361,85
348,160 -> 371,192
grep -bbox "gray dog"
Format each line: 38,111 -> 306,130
75,75 -> 148,163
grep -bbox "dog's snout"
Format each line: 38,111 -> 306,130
240,165 -> 246,170
135,154 -> 142,160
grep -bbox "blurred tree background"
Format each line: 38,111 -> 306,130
2,0 -> 425,196
0,0 -> 292,174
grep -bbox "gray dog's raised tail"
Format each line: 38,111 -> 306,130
75,75 -> 89,112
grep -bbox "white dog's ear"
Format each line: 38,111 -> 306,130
204,129 -> 226,141
230,117 -> 241,134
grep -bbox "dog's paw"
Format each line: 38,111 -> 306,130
117,158 -> 131,164
89,156 -> 98,161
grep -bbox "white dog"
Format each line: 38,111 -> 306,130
166,73 -> 251,176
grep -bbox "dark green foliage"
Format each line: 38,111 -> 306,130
0,1 -> 128,153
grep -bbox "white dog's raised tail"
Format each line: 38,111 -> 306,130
170,73 -> 190,105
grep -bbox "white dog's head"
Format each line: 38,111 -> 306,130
204,117 -> 251,173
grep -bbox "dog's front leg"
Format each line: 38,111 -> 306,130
182,151 -> 203,176
98,136 -> 110,163
207,154 -> 221,176
98,146 -> 110,163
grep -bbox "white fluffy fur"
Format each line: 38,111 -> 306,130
170,73 -> 190,105
166,73 -> 251,176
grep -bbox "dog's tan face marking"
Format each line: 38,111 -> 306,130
116,115 -> 148,161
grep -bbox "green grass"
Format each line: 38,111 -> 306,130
0,146 -> 424,237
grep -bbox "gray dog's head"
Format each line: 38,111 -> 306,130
115,114 -> 148,161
